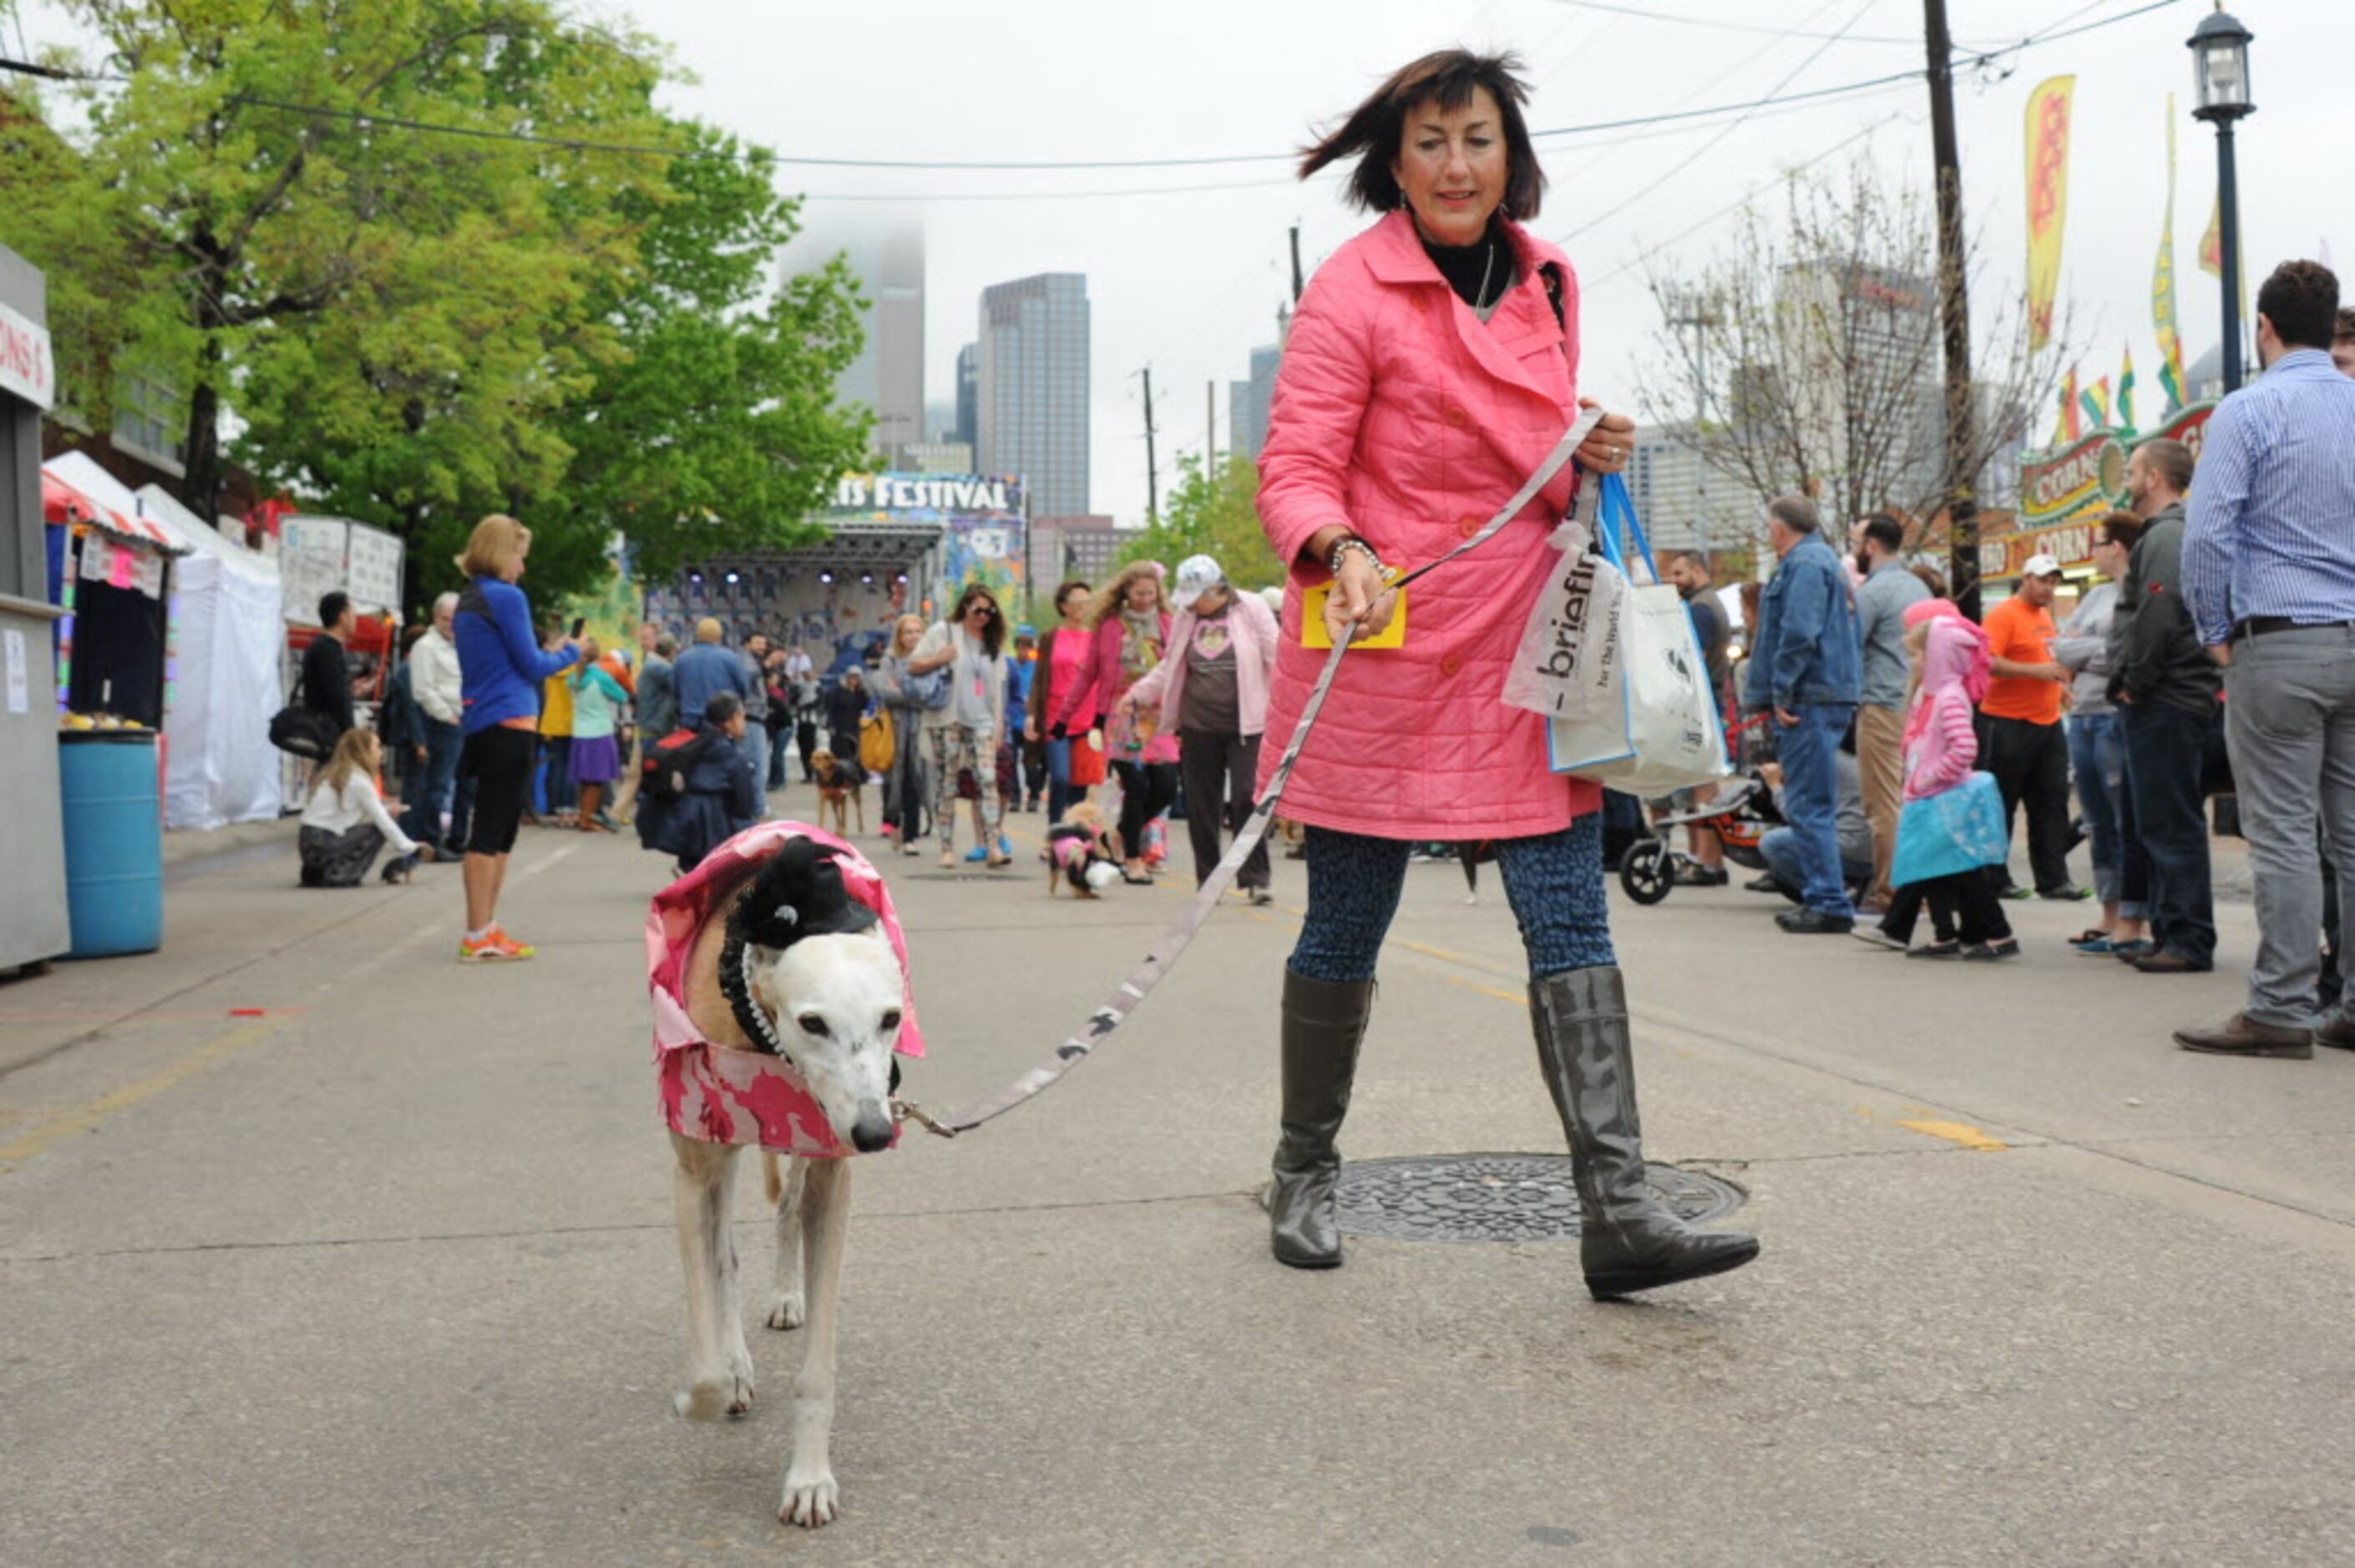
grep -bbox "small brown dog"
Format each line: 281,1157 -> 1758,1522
809,749 -> 866,837
1045,801 -> 1118,898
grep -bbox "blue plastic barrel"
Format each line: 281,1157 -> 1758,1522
57,730 -> 165,959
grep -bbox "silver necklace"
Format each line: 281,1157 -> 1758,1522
1473,241 -> 1497,313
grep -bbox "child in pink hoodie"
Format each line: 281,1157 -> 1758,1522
1866,609 -> 2018,959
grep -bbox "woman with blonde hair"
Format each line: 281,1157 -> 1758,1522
870,612 -> 936,856
908,582 -> 1012,868
298,728 -> 422,887
567,635 -> 631,832
1053,560 -> 1178,883
450,513 -> 580,960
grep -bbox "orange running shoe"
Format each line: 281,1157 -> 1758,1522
457,926 -> 537,963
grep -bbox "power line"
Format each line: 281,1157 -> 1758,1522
0,3 -> 2185,178
1532,0 -> 1960,47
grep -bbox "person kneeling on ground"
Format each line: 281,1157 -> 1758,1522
651,691 -> 762,875
1752,751 -> 1872,905
299,728 -> 424,888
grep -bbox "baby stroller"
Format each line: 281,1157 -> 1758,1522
1616,773 -> 1784,906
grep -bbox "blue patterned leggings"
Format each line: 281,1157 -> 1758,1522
1289,812 -> 1617,984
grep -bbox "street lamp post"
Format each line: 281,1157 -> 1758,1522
2188,3 -> 2256,394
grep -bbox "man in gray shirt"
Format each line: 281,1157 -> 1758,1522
1849,513 -> 1928,912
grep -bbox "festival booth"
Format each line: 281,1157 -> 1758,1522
136,483 -> 286,829
1983,403 -> 2218,595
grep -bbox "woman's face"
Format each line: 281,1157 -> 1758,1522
963,596 -> 1000,635
2091,539 -> 2125,580
504,538 -> 529,584
1122,574 -> 1158,613
1059,587 -> 1089,623
1391,86 -> 1507,248
895,616 -> 924,651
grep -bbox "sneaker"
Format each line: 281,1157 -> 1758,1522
458,926 -> 535,963
1851,927 -> 1908,952
2110,940 -> 2157,962
1906,941 -> 1963,960
1674,863 -> 1730,888
1248,888 -> 1274,907
1962,939 -> 2021,961
2037,887 -> 2094,902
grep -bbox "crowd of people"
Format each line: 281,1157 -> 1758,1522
1685,262 -> 2354,1062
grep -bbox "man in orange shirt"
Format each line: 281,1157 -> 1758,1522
1978,555 -> 2084,900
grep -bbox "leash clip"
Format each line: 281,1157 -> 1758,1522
890,1096 -> 958,1140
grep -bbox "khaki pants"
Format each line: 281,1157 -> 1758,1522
1856,703 -> 1907,904
609,731 -> 646,821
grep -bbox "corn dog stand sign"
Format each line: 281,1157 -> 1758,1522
1981,403 -> 2216,582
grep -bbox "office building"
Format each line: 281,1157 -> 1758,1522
1028,514 -> 1122,588
1628,423 -> 1751,560
1228,341 -> 1281,463
780,212 -> 924,458
977,275 -> 1090,517
953,344 -> 978,449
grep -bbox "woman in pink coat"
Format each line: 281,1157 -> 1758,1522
1255,49 -> 1756,1297
1053,560 -> 1181,883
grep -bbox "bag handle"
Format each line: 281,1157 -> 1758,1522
1593,472 -> 1661,586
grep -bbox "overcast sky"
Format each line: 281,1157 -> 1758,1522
26,0 -> 2351,525
624,0 -> 2344,525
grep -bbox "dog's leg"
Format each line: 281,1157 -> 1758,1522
778,1156 -> 850,1528
671,1134 -> 753,1419
716,1146 -> 756,1406
764,1153 -> 808,1330
853,792 -> 864,834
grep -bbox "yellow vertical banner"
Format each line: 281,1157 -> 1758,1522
2024,75 -> 2076,352
2152,95 -> 2186,412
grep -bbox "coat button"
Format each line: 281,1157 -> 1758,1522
1444,405 -> 1467,428
1439,653 -> 1462,676
1410,295 -> 1430,314
1457,514 -> 1480,539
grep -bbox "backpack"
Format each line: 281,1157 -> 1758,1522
641,726 -> 716,803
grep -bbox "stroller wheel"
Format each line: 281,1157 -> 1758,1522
1619,840 -> 1674,905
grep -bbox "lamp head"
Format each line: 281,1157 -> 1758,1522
2188,5 -> 2255,123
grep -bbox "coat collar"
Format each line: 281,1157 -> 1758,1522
1360,210 -> 1570,404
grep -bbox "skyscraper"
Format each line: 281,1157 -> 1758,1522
1228,342 -> 1282,463
976,275 -> 1089,516
780,212 -> 925,461
953,343 -> 978,450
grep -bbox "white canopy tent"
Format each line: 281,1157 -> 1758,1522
137,485 -> 286,829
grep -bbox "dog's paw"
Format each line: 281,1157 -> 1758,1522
674,1374 -> 754,1422
779,1469 -> 839,1528
765,1291 -> 806,1332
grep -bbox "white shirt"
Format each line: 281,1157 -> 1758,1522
914,622 -> 1006,734
409,627 -> 463,726
301,774 -> 418,856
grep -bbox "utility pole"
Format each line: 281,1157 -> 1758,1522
1923,0 -> 1982,621
1289,225 -> 1305,303
1137,367 -> 1160,527
1663,288 -> 1720,426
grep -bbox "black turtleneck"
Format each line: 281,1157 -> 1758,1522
1419,218 -> 1517,312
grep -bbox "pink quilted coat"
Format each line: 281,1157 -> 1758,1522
1255,209 -> 1603,838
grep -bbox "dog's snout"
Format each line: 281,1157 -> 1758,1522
850,1111 -> 894,1154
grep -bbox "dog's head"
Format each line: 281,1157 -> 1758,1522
1064,801 -> 1103,832
719,839 -> 904,1153
811,748 -> 838,778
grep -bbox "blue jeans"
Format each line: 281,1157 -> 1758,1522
1045,737 -> 1078,821
1289,813 -> 1615,984
1775,703 -> 1857,918
402,716 -> 461,851
537,735 -> 574,815
766,721 -> 794,790
2067,711 -> 2145,917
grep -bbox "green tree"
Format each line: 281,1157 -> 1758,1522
1117,453 -> 1281,589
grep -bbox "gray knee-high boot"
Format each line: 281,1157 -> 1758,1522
1530,966 -> 1760,1298
1268,970 -> 1373,1269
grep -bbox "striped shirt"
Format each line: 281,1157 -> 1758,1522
2183,348 -> 2355,646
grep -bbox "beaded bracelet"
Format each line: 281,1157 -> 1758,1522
1326,537 -> 1385,579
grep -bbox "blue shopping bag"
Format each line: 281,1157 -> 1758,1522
1890,771 -> 2008,887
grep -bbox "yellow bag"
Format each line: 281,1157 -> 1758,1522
858,706 -> 894,774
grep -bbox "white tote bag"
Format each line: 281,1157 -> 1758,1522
1501,494 -> 1626,721
1547,474 -> 1730,795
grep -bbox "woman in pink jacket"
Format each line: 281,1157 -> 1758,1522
1863,609 -> 2017,959
1054,560 -> 1180,884
1123,553 -> 1282,903
1254,49 -> 1755,1297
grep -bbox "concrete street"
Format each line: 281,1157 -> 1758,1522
4,802 -> 2352,1566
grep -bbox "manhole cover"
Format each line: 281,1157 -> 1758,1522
1333,1152 -> 1745,1243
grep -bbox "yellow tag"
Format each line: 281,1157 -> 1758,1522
1299,579 -> 1408,649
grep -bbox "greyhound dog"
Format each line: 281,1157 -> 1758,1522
655,830 -> 920,1529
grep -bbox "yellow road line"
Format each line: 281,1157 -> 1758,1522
1896,1118 -> 2008,1152
0,1015 -> 288,1171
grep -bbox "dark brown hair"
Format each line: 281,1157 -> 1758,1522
949,582 -> 1005,659
1299,50 -> 1545,220
2097,510 -> 2145,551
1909,562 -> 1950,599
2335,306 -> 2355,345
2255,260 -> 2339,350
1054,577 -> 1091,611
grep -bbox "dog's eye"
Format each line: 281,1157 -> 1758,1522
797,1014 -> 829,1038
880,1009 -> 902,1034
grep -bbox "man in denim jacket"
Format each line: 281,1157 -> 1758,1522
1744,494 -> 1864,933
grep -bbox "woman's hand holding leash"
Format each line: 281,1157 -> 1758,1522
1324,548 -> 1397,645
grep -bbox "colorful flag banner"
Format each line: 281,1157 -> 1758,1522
2080,375 -> 2111,430
2119,346 -> 2137,433
2024,76 -> 2076,352
2153,94 -> 2187,413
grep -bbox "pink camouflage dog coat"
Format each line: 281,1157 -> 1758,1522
649,822 -> 925,1157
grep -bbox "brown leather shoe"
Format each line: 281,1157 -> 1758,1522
2317,1014 -> 2355,1052
2173,1014 -> 2314,1060
2133,950 -> 2213,974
